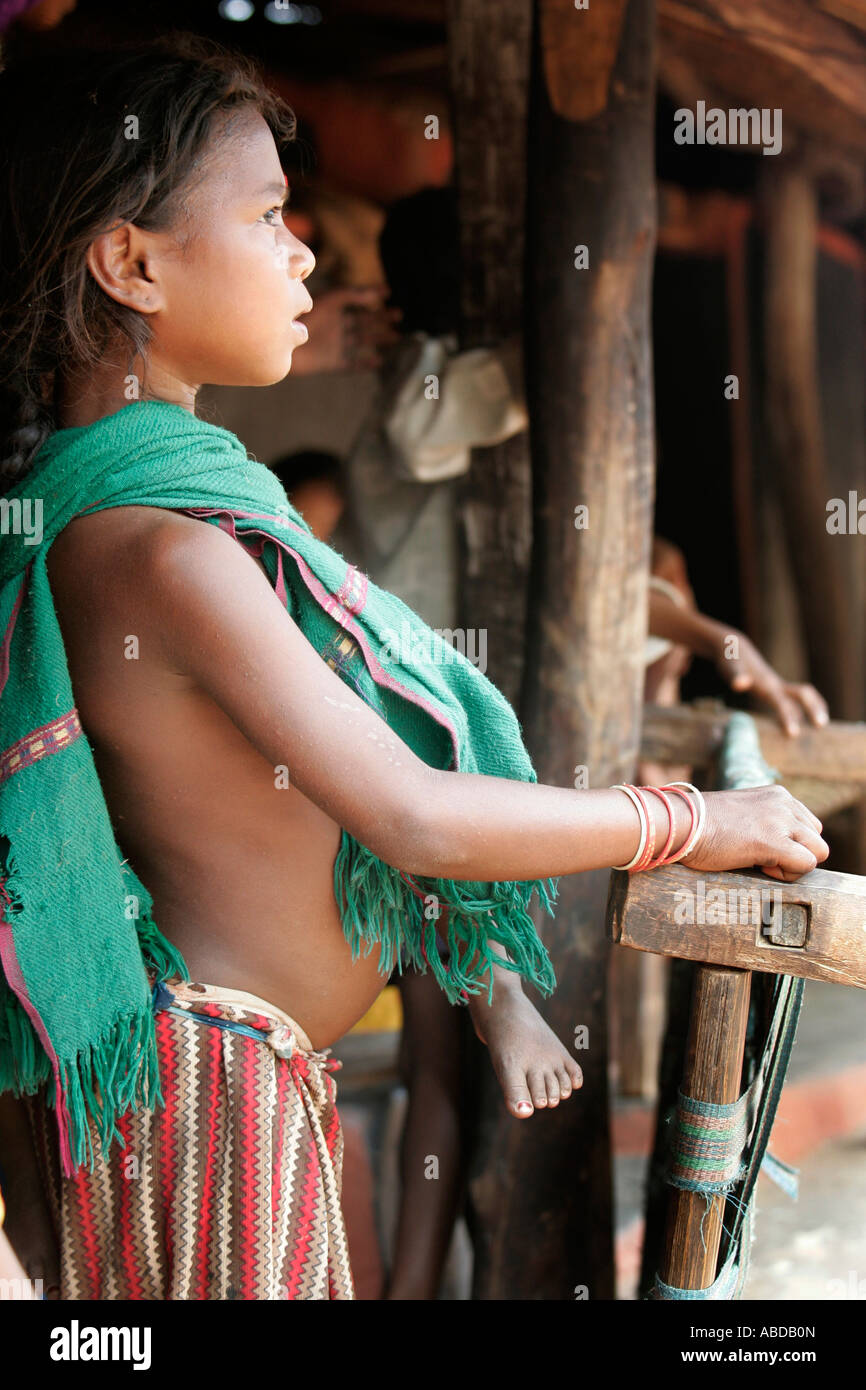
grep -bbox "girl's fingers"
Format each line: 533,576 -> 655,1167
791,825 -> 829,865
759,839 -> 818,879
786,794 -> 823,834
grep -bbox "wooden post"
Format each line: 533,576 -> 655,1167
447,0 -> 534,709
464,0 -> 657,1300
445,0 -> 540,1302
760,154 -> 863,719
657,965 -> 751,1292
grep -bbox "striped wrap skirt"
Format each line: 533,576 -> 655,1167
26,976 -> 356,1300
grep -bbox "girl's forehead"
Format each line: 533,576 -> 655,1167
203,117 -> 286,199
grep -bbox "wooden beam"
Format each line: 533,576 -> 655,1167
464,0 -> 658,1302
330,0 -> 445,20
640,702 -> 866,781
658,965 -> 751,1293
760,156 -> 864,719
659,0 -> 866,153
539,0 -> 629,121
782,777 -> 862,822
817,0 -> 866,35
447,0 -> 533,709
608,862 -> 866,990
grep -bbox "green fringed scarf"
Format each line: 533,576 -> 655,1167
0,398 -> 558,1173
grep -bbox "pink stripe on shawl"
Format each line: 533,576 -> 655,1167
0,895 -> 74,1175
0,569 -> 28,700
182,507 -> 462,770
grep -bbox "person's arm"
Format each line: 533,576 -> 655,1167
648,589 -> 829,737
146,514 -> 828,884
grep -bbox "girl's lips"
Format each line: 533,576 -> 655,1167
291,319 -> 309,342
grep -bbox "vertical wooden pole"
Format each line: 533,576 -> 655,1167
445,0 -> 545,1299
464,0 -> 657,1300
657,965 -> 751,1292
638,955 -> 695,1296
447,0 -> 533,709
760,155 -> 862,718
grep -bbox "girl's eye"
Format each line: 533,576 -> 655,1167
261,205 -> 286,226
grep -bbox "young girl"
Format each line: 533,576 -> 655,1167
0,35 -> 827,1302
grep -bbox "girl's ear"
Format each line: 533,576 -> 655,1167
85,224 -> 164,315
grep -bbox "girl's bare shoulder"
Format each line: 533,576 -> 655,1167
47,506 -> 201,593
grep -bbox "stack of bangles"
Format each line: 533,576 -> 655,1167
610,781 -> 707,872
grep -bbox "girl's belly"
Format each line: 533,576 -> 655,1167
93,739 -> 395,1049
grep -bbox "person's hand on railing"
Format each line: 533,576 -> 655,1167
713,631 -> 828,738
647,583 -> 829,739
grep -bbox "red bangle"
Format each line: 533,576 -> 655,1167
639,786 -> 677,870
657,785 -> 697,864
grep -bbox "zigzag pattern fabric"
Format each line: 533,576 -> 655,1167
25,977 -> 355,1301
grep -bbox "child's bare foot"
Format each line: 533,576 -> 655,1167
468,988 -> 583,1119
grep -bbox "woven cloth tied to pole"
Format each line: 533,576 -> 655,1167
651,712 -> 803,1301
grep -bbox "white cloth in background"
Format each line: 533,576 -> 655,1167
332,332 -> 527,631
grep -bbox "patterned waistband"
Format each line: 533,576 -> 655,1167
150,976 -> 340,1071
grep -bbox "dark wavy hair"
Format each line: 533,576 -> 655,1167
0,32 -> 296,494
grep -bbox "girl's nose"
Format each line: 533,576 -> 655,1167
290,239 -> 316,281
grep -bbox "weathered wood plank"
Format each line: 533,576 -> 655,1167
608,862 -> 866,989
659,0 -> 866,152
640,702 -> 866,781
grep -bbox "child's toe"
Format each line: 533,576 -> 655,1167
555,1065 -> 573,1097
545,1071 -> 562,1106
501,1063 -> 535,1117
527,1068 -> 549,1108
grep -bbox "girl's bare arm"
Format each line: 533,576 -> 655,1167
147,514 -> 828,886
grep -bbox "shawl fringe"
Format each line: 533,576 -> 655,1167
333,828 -> 558,1004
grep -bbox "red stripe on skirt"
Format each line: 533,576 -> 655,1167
115,1111 -> 144,1300
321,1072 -> 342,1170
155,1010 -> 178,1270
194,1025 -> 223,1300
273,1045 -> 290,1241
237,1037 -> 261,1297
70,1153 -> 102,1297
284,1070 -> 320,1299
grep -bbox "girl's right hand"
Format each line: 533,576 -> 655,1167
681,784 -> 828,882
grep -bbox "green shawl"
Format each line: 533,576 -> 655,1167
0,398 -> 557,1173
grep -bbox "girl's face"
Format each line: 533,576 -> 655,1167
114,112 -> 316,394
